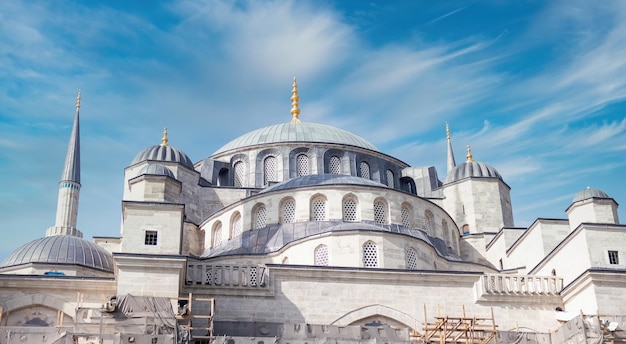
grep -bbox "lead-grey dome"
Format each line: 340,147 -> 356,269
1,236 -> 114,272
132,145 -> 194,169
261,174 -> 386,193
443,161 -> 502,184
572,187 -> 610,203
138,163 -> 175,178
212,122 -> 378,156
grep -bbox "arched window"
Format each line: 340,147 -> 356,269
212,222 -> 223,248
405,247 -> 417,270
401,205 -> 412,228
297,154 -> 309,176
263,156 -> 277,185
359,161 -> 371,180
281,198 -> 296,223
329,156 -> 341,174
442,219 -> 449,244
373,199 -> 388,225
363,241 -> 378,267
343,196 -> 358,222
425,210 -> 435,235
386,169 -> 395,188
231,212 -> 242,238
254,204 -> 267,229
314,244 -> 329,266
234,161 -> 244,187
311,196 -> 328,221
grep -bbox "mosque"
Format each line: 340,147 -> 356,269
0,80 -> 624,343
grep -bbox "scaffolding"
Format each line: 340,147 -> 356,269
176,293 -> 215,343
420,305 -> 498,344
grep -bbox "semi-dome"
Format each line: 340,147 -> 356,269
212,122 -> 379,156
131,145 -> 194,169
137,163 -> 175,178
1,235 -> 114,272
261,174 -> 386,193
444,161 -> 502,185
572,187 -> 610,203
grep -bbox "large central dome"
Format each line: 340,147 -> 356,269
212,122 -> 379,156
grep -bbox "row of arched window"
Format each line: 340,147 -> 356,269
312,242 -> 379,268
230,155 -> 396,188
310,244 -> 430,270
209,195 -> 451,248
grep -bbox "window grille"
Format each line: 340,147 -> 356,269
254,205 -> 267,229
144,231 -> 158,245
297,154 -> 309,176
401,206 -> 411,228
330,156 -> 341,174
374,201 -> 387,224
311,197 -> 327,221
360,161 -> 370,180
234,161 -> 244,187
363,241 -> 378,267
281,199 -> 296,223
343,198 -> 358,222
425,210 -> 435,235
314,245 -> 329,266
442,220 -> 449,243
386,169 -> 394,188
264,156 -> 277,185
609,250 -> 620,265
232,212 -> 242,238
213,223 -> 223,247
249,266 -> 258,286
406,248 -> 417,270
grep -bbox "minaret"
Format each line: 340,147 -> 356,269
446,123 -> 456,172
46,91 -> 83,238
290,77 -> 301,124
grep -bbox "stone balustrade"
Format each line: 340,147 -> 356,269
186,263 -> 269,289
479,274 -> 563,296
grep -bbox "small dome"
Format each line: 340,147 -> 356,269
261,174 -> 386,193
138,163 -> 175,178
131,145 -> 194,169
1,235 -> 114,272
572,187 -> 610,203
212,122 -> 378,156
444,161 -> 502,184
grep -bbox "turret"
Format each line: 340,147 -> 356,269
46,91 -> 83,237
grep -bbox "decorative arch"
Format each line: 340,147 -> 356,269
373,197 -> 388,225
342,193 -> 359,222
230,154 -> 249,187
2,293 -> 77,323
288,147 -> 313,178
279,197 -> 296,224
424,210 -> 435,235
330,304 -> 420,331
323,148 -> 347,175
400,202 -> 413,228
211,221 -> 223,248
310,194 -> 328,221
230,211 -> 243,239
252,203 -> 268,229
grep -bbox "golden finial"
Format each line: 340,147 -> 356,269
161,127 -> 169,146
466,145 -> 473,162
76,90 -> 81,109
290,77 -> 301,124
446,122 -> 450,140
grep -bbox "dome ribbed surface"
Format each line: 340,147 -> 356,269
261,174 -> 386,193
138,163 -> 175,178
212,122 -> 378,155
1,236 -> 114,272
572,187 -> 610,203
131,145 -> 193,169
443,161 -> 502,184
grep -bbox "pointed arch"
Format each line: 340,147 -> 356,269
2,293 -> 76,322
330,304 -> 420,331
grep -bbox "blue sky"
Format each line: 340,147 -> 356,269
1,0 -> 625,260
